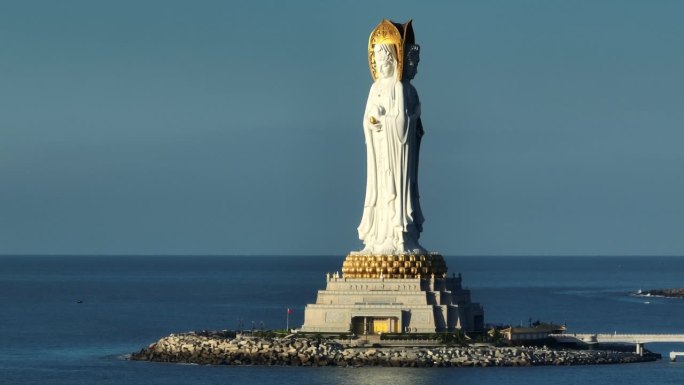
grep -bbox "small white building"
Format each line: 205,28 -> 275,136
496,323 -> 566,341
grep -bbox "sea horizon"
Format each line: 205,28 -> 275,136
3,255 -> 684,384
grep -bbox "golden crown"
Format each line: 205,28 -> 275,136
368,19 -> 415,81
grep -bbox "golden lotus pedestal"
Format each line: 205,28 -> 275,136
341,253 -> 447,279
300,253 -> 484,335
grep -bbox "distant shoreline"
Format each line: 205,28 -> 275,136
3,254 -> 684,258
635,288 -> 684,298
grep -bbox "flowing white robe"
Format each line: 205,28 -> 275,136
358,77 -> 424,254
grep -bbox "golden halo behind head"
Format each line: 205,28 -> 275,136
368,19 -> 404,81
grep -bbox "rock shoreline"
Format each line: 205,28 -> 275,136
130,332 -> 659,367
638,288 -> 684,298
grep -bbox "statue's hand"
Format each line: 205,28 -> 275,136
368,116 -> 382,132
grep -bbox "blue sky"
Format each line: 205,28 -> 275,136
1,0 -> 683,256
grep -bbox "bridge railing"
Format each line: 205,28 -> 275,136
550,333 -> 684,343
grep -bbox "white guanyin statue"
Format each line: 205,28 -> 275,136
357,20 -> 426,255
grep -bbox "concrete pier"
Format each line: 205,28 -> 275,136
551,333 -> 684,356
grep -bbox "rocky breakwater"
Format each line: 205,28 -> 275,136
130,332 -> 659,367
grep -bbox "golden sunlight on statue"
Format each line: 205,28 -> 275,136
358,20 -> 425,255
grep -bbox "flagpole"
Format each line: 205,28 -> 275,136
286,309 -> 290,331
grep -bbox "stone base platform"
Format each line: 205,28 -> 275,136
300,270 -> 484,334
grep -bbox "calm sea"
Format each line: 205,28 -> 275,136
1,255 -> 684,385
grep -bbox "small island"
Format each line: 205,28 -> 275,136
636,288 -> 684,298
130,330 -> 659,367
128,19 -> 666,371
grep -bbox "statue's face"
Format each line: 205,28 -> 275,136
374,45 -> 395,79
405,53 -> 419,80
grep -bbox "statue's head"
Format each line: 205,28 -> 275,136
404,44 -> 420,81
368,19 -> 404,81
373,44 -> 398,79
